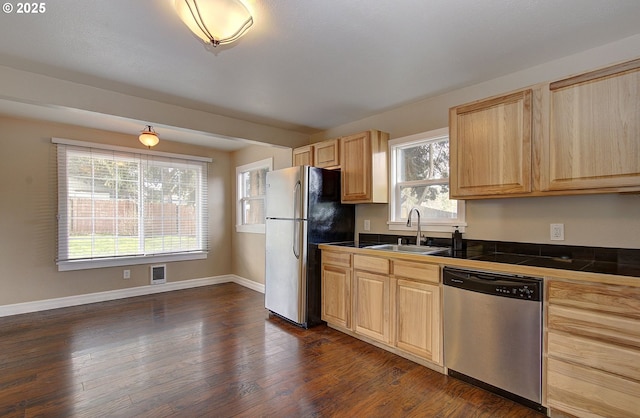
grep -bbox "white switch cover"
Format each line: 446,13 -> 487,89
364,219 -> 371,231
550,223 -> 564,241
123,269 -> 131,279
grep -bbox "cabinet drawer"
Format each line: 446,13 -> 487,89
547,357 -> 640,418
393,260 -> 440,284
548,331 -> 640,382
353,255 -> 389,274
548,305 -> 640,349
322,251 -> 351,268
548,280 -> 640,319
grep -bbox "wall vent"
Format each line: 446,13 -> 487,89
150,264 -> 166,285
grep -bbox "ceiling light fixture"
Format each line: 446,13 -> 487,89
174,0 -> 253,47
139,125 -> 160,148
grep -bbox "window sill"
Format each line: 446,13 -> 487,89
235,224 -> 265,234
57,251 -> 208,271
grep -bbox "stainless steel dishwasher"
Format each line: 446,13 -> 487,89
443,267 -> 545,413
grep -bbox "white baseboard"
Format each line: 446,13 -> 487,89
0,275 -> 265,318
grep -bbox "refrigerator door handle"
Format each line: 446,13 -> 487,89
293,180 -> 301,219
293,181 -> 301,259
293,220 -> 300,259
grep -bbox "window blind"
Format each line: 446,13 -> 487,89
55,140 -> 209,266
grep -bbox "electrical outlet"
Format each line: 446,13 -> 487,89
123,269 -> 130,279
550,223 -> 564,241
364,219 -> 370,231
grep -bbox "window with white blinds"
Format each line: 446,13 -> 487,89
54,138 -> 210,271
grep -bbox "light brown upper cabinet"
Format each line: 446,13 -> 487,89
449,89 -> 534,198
314,138 -> 340,169
292,145 -> 314,166
341,130 -> 389,203
543,58 -> 640,192
449,58 -> 640,199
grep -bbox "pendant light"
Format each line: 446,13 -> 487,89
139,125 -> 159,148
174,0 -> 253,47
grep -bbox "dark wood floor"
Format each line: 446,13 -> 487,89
0,283 -> 545,417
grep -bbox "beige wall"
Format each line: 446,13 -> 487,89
355,193 -> 640,249
319,35 -> 640,250
0,65 -> 311,148
0,116 -> 233,306
231,144 -> 292,284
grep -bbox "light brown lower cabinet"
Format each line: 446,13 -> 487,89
394,278 -> 440,363
321,251 -> 352,329
546,279 -> 640,418
321,249 -> 442,367
354,270 -> 390,343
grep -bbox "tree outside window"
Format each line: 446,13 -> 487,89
389,128 -> 465,233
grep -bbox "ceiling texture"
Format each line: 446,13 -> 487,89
1,0 -> 640,148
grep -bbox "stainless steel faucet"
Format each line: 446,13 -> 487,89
406,208 -> 421,246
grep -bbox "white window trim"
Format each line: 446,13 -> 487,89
53,138 -> 211,271
387,127 -> 466,234
235,158 -> 272,234
57,252 -> 208,272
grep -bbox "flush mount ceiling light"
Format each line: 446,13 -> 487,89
139,125 -> 159,148
174,0 -> 253,47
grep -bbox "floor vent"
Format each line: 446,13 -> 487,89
150,264 -> 167,285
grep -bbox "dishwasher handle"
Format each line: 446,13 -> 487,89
446,269 -> 499,284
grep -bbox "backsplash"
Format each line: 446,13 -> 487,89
358,233 -> 640,277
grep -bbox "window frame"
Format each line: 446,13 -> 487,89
53,138 -> 211,271
235,158 -> 272,234
388,127 -> 466,233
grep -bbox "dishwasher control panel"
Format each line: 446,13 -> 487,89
443,268 -> 542,301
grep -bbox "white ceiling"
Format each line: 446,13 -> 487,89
1,0 -> 640,148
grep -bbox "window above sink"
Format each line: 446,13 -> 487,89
387,127 -> 466,234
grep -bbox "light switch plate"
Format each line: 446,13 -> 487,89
364,219 -> 370,231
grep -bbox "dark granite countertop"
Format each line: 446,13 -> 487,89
323,234 -> 640,279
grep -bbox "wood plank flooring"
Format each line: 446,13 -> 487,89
0,283 -> 545,417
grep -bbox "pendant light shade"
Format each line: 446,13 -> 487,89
174,0 -> 253,47
139,125 -> 159,148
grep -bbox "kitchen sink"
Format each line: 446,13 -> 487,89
365,244 -> 448,255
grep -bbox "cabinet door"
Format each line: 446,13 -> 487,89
321,263 -> 351,329
293,145 -> 313,166
341,132 -> 371,202
544,59 -> 640,191
314,138 -> 340,169
341,130 -> 388,203
395,279 -> 440,363
449,90 -> 532,197
354,270 -> 389,343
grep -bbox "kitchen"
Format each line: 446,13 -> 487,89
1,1 -> 640,417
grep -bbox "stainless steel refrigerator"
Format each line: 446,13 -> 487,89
265,166 -> 355,328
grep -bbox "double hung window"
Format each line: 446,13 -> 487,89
54,138 -> 210,270
236,158 -> 272,233
388,128 -> 465,233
